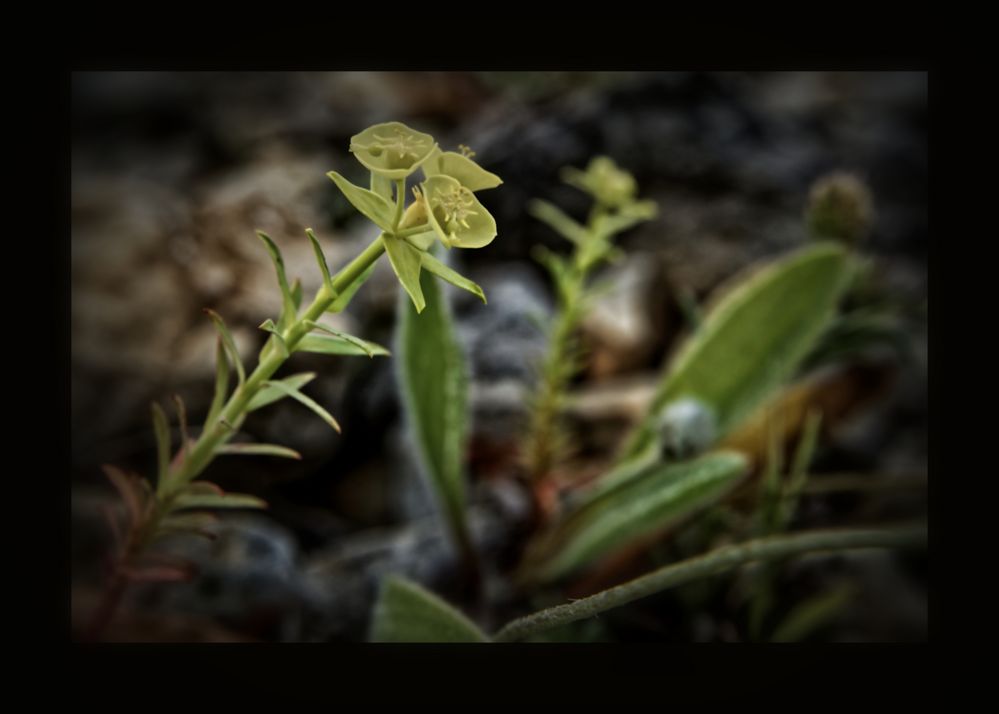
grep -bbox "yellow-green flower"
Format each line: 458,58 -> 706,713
421,144 -> 502,192
422,175 -> 497,249
350,122 -> 437,179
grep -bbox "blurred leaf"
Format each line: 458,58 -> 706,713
302,320 -> 388,357
614,243 -> 851,486
173,395 -> 190,466
290,277 -> 303,311
151,402 -> 170,486
529,199 -> 588,245
260,379 -> 341,433
771,583 -> 856,643
397,262 -> 470,551
102,464 -> 148,529
217,443 -> 302,460
257,232 -> 296,331
154,512 -> 220,541
327,262 -> 376,313
327,171 -> 395,233
246,372 -> 316,412
305,228 -> 334,294
172,491 -> 268,510
204,309 -> 245,385
802,310 -> 912,371
384,234 -> 426,313
370,576 -> 488,643
522,451 -> 749,584
420,251 -> 486,303
205,338 -> 230,429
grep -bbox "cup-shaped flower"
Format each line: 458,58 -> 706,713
562,156 -> 637,209
350,122 -> 437,179
422,175 -> 497,249
421,146 -> 502,192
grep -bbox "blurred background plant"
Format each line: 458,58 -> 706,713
71,71 -> 927,641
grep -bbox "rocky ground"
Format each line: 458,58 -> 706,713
70,71 -> 927,641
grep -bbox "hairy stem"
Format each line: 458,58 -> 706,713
492,525 -> 926,642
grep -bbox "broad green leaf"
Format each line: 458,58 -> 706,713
172,491 -> 268,510
246,372 -> 316,412
420,251 -> 486,304
297,334 -> 390,357
261,379 -> 341,433
521,451 -> 748,584
327,262 -> 375,313
420,147 -> 503,192
327,171 -> 395,232
370,576 -> 488,643
205,338 -> 230,429
397,262 -> 470,551
529,199 -> 589,245
616,243 -> 852,479
305,228 -> 334,294
204,309 -> 245,385
259,319 -> 289,358
217,443 -> 302,459
384,234 -> 426,313
151,402 -> 170,485
423,175 -> 498,249
303,320 -> 386,357
257,232 -> 296,331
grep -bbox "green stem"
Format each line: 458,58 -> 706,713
396,222 -> 432,238
492,525 -> 926,642
392,179 -> 406,230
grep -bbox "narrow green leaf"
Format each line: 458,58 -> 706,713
397,263 -> 470,550
529,199 -> 589,245
303,320 -> 384,357
305,228 -> 334,294
245,372 -> 316,412
327,262 -> 376,313
257,231 -> 296,330
154,512 -> 220,541
370,576 -> 489,643
384,234 -> 426,313
204,309 -> 245,385
327,170 -> 395,232
205,338 -> 230,429
610,243 -> 852,493
261,379 -> 341,433
771,583 -> 856,643
173,395 -> 189,465
290,277 -> 303,311
217,443 -> 302,459
172,492 -> 269,510
296,334 -> 390,357
259,318 -> 289,358
151,402 -> 170,485
420,251 -> 486,304
102,464 -> 146,529
522,451 -> 749,584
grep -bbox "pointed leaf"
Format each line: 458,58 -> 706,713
102,464 -> 145,529
327,262 -> 376,313
204,309 -> 245,385
256,231 -> 296,330
305,228 -> 334,295
404,230 -> 437,251
397,263 -> 470,550
217,443 -> 302,459
420,251 -> 486,304
151,402 -> 170,485
327,171 -> 395,232
261,379 -> 341,433
384,234 -> 425,313
303,320 -> 380,356
246,372 -> 316,412
370,576 -> 488,643
522,451 -> 748,584
259,319 -> 289,358
296,334 -> 390,357
614,243 -> 852,486
205,338 -> 230,429
529,199 -> 589,245
173,492 -> 269,510
290,277 -> 303,311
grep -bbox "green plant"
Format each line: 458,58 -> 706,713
524,157 -> 657,485
86,121 -> 501,640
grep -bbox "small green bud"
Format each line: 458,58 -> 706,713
562,156 -> 637,209
806,171 -> 875,246
350,122 -> 437,179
